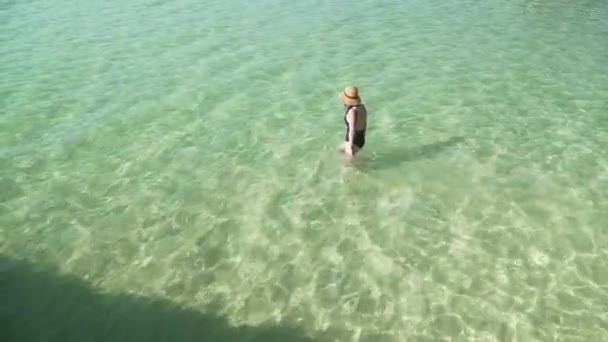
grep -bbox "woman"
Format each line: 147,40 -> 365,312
338,85 -> 368,157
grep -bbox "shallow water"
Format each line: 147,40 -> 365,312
2,0 -> 608,341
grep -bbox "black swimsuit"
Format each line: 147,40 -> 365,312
344,105 -> 366,148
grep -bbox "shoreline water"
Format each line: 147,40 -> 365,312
2,0 -> 608,340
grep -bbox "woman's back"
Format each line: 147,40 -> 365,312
345,104 -> 368,131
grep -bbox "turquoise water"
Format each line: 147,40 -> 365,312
2,0 -> 608,341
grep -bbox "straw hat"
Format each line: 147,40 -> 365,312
339,85 -> 361,106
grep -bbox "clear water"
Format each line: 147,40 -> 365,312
2,0 -> 608,341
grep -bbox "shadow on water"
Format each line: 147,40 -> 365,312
0,255 -> 317,342
357,136 -> 466,171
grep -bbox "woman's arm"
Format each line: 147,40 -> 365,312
347,107 -> 357,154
